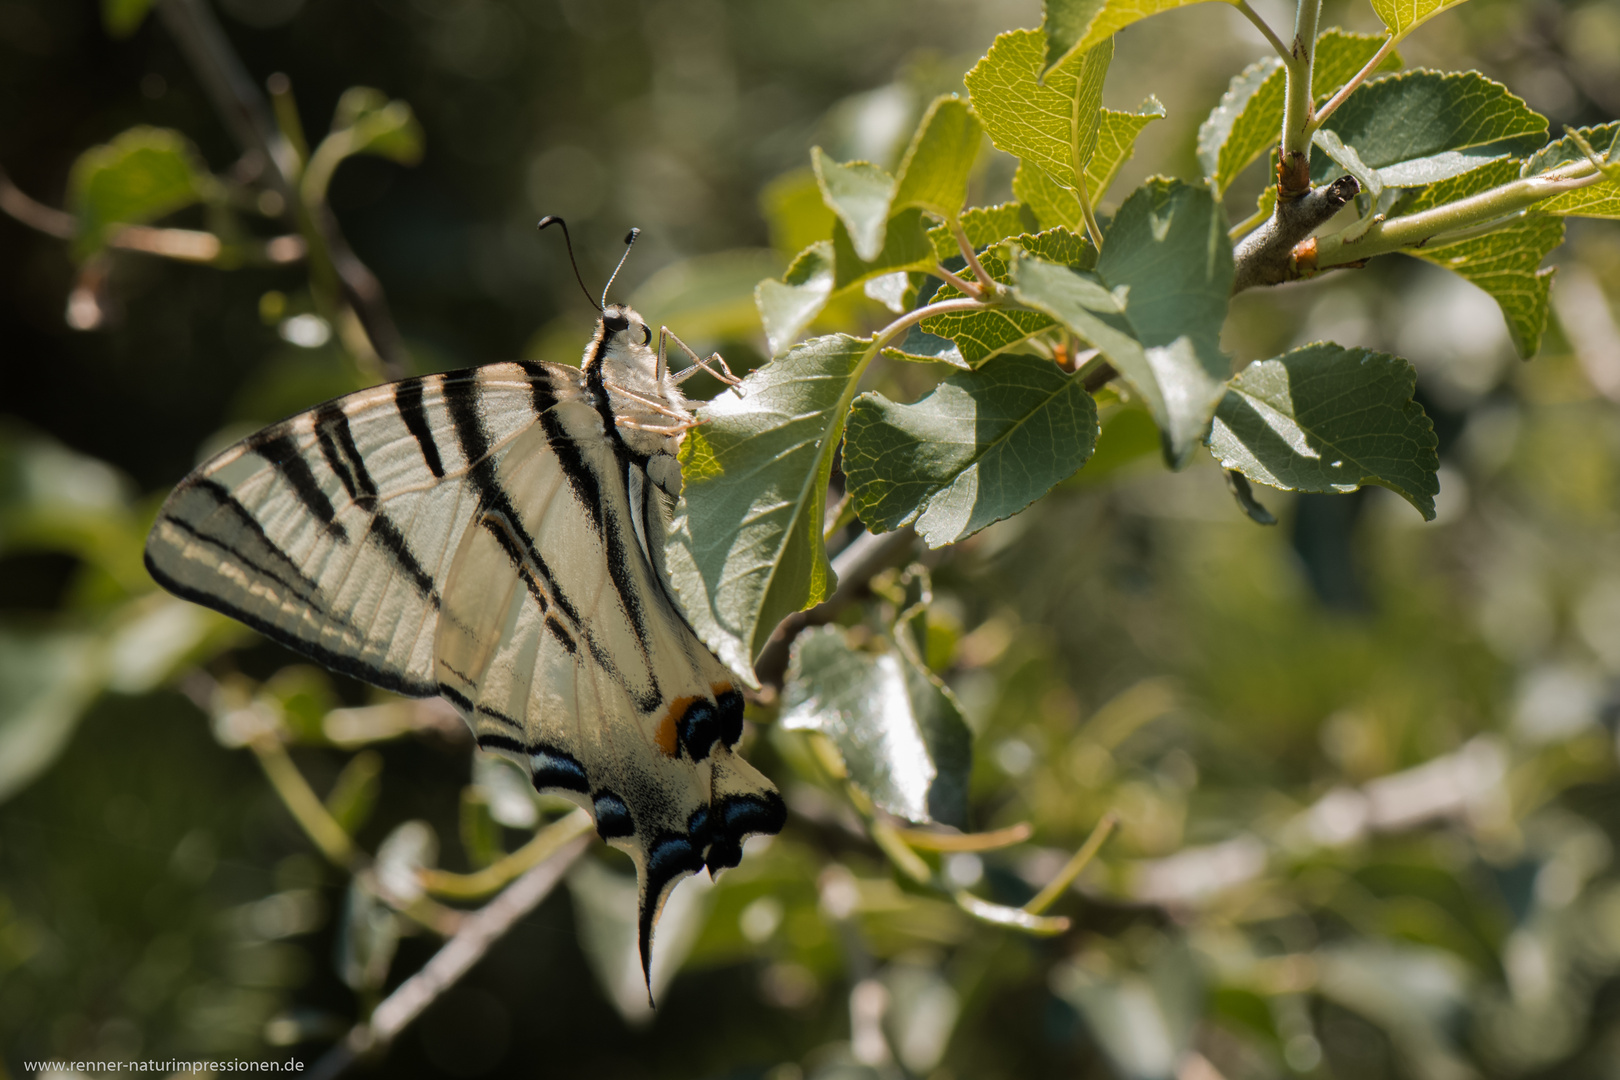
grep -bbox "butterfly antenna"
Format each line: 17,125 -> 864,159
601,227 -> 640,309
537,215 -> 600,312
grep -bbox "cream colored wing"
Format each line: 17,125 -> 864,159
146,358 -> 784,991
433,398 -> 783,988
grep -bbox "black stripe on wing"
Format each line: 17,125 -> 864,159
394,377 -> 446,479
366,514 -> 440,607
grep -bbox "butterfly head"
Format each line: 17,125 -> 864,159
586,303 -> 693,453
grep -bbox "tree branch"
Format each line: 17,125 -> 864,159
1305,164 -> 1608,275
1278,0 -> 1322,199
1231,175 -> 1358,291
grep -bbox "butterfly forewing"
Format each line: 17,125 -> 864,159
146,367 -> 554,694
145,355 -> 784,986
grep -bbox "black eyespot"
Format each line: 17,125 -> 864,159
639,324 -> 651,346
602,314 -> 629,334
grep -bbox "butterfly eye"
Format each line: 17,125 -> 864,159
640,324 -> 651,346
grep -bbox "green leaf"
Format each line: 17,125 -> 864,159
883,328 -> 969,369
1208,343 -> 1440,519
967,31 -> 1124,204
1196,30 -> 1397,197
1369,0 -> 1473,40
892,96 -> 984,224
630,249 -> 781,344
1013,102 -> 1166,228
1525,122 -> 1620,219
1313,128 -> 1384,201
0,630 -> 103,804
1314,71 -> 1546,188
927,202 -> 1039,263
667,335 -> 875,680
756,241 -> 836,356
760,167 -> 837,260
781,625 -> 971,827
1042,0 -> 1234,75
1411,213 -> 1565,358
1391,155 -> 1521,217
921,228 -> 1095,367
845,354 -> 1100,547
813,148 -> 895,263
831,206 -> 937,291
1010,179 -> 1232,466
68,126 -> 210,260
101,0 -> 153,37
330,87 -> 424,165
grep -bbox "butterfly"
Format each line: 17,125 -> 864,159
144,219 -> 785,992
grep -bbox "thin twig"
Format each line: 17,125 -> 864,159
1023,812 -> 1119,916
0,164 -> 73,237
249,735 -> 359,870
1310,34 -> 1395,132
156,0 -> 407,379
934,261 -> 985,300
1,164 -> 305,266
309,834 -> 592,1080
418,809 -> 593,901
950,218 -> 1000,295
1233,0 -> 1293,62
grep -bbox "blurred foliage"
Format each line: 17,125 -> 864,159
7,0 -> 1620,1078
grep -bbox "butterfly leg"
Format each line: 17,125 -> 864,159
617,416 -> 705,436
660,327 -> 744,397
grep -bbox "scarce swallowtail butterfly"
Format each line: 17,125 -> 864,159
143,219 -> 786,993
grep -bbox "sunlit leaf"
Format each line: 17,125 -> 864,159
1412,213 -> 1564,358
756,241 -> 836,357
1208,343 -> 1440,518
967,31 -> 1118,201
845,354 -> 1099,547
1011,179 -> 1232,466
667,335 -> 874,680
1313,70 -> 1546,188
813,149 -> 895,263
1524,122 -> 1620,219
1014,101 -> 1167,226
891,96 -> 983,224
68,126 -> 210,260
1042,0 -> 1234,75
782,625 -> 971,827
921,227 -> 1094,367
1369,0 -> 1474,40
831,206 -> 937,291
926,202 -> 1041,264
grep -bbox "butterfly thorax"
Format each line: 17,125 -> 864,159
583,304 -> 691,459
